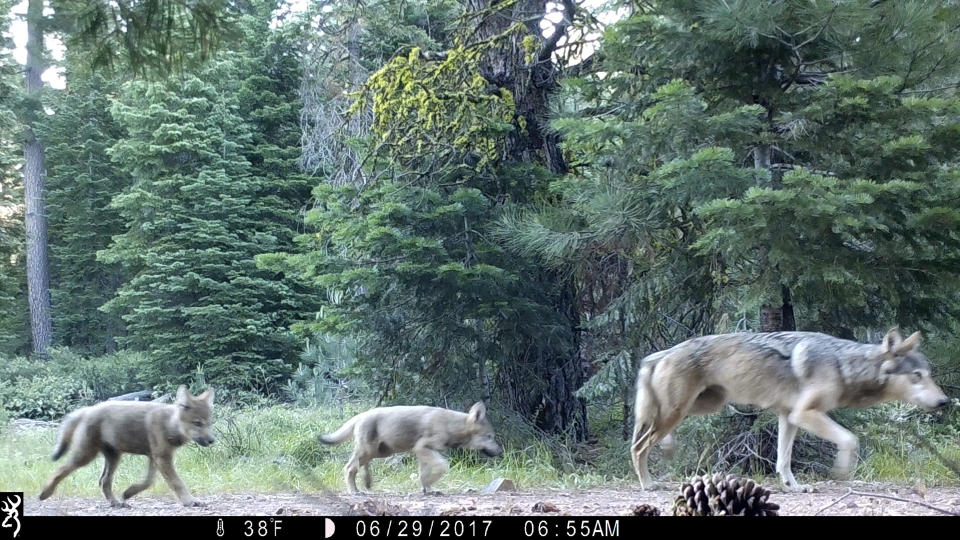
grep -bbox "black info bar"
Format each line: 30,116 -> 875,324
10,514 -> 940,539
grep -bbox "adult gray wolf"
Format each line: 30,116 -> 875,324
38,386 -> 216,507
319,402 -> 502,493
631,329 -> 949,491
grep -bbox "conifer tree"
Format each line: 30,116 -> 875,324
0,0 -> 28,354
517,0 -> 960,339
102,55 -> 301,392
42,70 -> 128,353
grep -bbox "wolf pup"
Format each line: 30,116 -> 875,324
319,402 -> 502,494
631,329 -> 949,491
39,385 -> 215,507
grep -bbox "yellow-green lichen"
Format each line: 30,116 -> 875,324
356,43 -> 518,172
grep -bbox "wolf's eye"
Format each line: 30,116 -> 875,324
910,370 -> 923,383
194,420 -> 204,427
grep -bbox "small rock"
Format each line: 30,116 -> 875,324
348,499 -> 406,516
439,505 -> 462,516
275,507 -> 284,515
845,501 -> 858,508
531,502 -> 559,513
482,478 -> 516,494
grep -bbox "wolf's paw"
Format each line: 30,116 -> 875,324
422,490 -> 444,497
182,499 -> 206,507
784,483 -> 814,493
109,500 -> 130,508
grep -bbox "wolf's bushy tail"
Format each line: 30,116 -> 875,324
318,414 -> 361,445
51,410 -> 84,461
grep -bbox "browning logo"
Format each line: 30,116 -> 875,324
0,493 -> 20,539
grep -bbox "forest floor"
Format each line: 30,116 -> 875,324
24,481 -> 960,516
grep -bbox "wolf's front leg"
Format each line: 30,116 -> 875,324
155,454 -> 204,507
414,443 -> 448,495
123,458 -> 158,502
788,408 -> 859,481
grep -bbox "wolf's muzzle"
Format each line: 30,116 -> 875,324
196,436 -> 216,447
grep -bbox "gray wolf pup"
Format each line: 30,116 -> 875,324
319,402 -> 502,493
631,329 -> 949,491
39,385 -> 215,507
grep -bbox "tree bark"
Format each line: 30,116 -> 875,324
23,0 -> 52,357
467,0 -> 568,174
754,100 -> 795,332
466,0 -> 584,438
780,284 -> 796,331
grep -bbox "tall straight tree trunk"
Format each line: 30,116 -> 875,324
23,0 -> 52,356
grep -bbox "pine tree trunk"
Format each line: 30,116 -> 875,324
467,0 -> 584,438
780,284 -> 796,331
23,0 -> 52,357
467,0 -> 568,174
754,105 -> 795,332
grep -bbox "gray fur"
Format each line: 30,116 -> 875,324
631,329 -> 948,491
319,402 -> 502,494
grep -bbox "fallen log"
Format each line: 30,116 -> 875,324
107,390 -> 154,402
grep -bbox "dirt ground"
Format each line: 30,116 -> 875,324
24,481 -> 960,517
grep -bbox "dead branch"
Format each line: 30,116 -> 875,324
815,488 -> 854,515
817,486 -> 959,516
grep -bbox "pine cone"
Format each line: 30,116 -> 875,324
632,504 -> 660,516
672,474 -> 780,516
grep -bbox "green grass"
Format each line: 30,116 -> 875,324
858,441 -> 960,485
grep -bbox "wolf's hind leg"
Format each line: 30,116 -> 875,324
99,447 -> 125,507
39,434 -> 98,500
659,432 -> 676,460
344,446 -> 375,494
775,414 -> 811,491
632,391 -> 699,490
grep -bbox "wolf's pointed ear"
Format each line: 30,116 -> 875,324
204,387 -> 215,406
895,331 -> 922,355
882,328 -> 903,353
467,402 -> 486,424
175,385 -> 190,406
